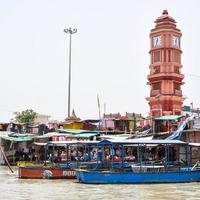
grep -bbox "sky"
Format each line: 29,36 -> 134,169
0,0 -> 200,122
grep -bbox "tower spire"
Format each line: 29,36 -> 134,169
162,10 -> 168,15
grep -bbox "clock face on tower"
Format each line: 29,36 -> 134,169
153,36 -> 162,47
172,36 -> 180,47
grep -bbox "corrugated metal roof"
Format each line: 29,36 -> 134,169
155,115 -> 183,121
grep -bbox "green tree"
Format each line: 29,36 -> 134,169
14,109 -> 37,132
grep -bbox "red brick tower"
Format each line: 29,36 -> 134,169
147,10 -> 185,117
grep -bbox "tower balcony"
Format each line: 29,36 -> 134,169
147,72 -> 184,82
174,89 -> 182,96
149,90 -> 182,97
151,90 -> 161,96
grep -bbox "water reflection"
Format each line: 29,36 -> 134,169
0,167 -> 199,200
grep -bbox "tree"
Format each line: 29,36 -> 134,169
14,109 -> 37,132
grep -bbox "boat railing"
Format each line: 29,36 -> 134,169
75,159 -> 200,174
76,160 -> 186,173
77,161 -> 99,169
191,160 -> 200,171
129,162 -> 199,173
123,160 -> 191,173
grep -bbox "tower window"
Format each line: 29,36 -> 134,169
154,51 -> 160,62
164,50 -> 166,62
173,51 -> 180,62
168,50 -> 171,62
174,82 -> 180,90
154,66 -> 160,73
174,66 -> 180,73
153,82 -> 161,90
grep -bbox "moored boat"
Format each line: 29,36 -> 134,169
16,161 -> 52,167
19,164 -> 76,179
76,167 -> 200,184
76,139 -> 200,184
18,140 -> 98,179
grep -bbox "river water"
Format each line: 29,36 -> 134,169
0,166 -> 199,200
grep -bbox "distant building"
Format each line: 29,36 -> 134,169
61,109 -> 83,130
34,114 -> 51,124
181,118 -> 200,164
29,114 -> 51,134
101,112 -> 143,132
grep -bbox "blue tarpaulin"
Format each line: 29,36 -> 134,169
167,116 -> 194,140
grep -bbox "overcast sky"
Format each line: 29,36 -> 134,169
0,0 -> 200,122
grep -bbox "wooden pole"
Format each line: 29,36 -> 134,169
0,146 -> 14,173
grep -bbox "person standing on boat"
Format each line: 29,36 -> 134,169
97,148 -> 103,162
110,147 -> 115,160
57,149 -> 62,162
61,150 -> 67,161
92,150 -> 97,161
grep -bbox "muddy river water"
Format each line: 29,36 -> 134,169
0,166 -> 199,200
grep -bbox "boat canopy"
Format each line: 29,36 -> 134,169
98,139 -> 187,145
33,142 -> 48,146
123,139 -> 187,146
47,140 -> 99,146
189,143 -> 200,147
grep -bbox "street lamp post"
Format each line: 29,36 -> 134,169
64,28 -> 77,118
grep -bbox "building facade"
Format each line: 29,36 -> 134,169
147,10 -> 185,117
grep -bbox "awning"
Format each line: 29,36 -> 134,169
189,143 -> 200,147
57,128 -> 99,135
155,115 -> 183,121
33,142 -> 48,146
35,132 -> 71,139
34,131 -> 99,139
0,135 -> 33,142
71,133 -> 99,138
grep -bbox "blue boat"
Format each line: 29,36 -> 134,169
75,139 -> 200,184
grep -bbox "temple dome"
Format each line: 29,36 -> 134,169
154,10 -> 177,30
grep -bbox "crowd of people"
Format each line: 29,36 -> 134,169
14,144 -> 172,165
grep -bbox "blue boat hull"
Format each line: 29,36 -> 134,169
76,169 -> 200,184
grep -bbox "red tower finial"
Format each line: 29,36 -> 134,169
162,10 -> 168,15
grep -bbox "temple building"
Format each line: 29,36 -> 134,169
147,10 -> 185,117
